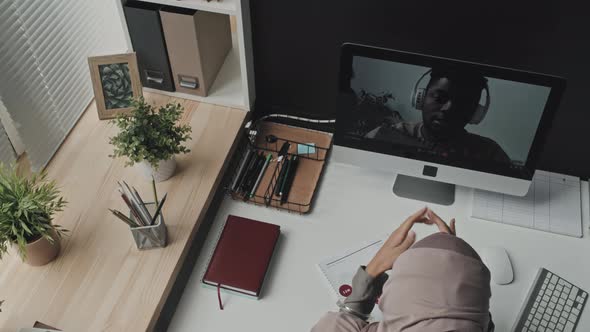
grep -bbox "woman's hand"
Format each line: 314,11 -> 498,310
426,208 -> 456,235
366,207 -> 431,277
365,208 -> 457,277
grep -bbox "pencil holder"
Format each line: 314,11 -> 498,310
129,202 -> 167,250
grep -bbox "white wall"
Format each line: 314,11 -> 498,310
351,56 -> 550,164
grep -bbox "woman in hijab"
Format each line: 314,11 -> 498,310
311,207 -> 494,332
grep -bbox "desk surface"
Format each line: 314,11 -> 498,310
169,161 -> 590,332
0,94 -> 246,331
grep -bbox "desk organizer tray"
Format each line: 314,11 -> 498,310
227,121 -> 333,214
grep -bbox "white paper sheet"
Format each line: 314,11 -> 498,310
472,170 -> 582,237
318,237 -> 386,321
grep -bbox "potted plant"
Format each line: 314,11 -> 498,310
109,98 -> 192,182
0,164 -> 67,266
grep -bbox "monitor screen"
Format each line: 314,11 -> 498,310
336,44 -> 565,180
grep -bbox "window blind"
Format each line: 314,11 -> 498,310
0,0 -> 127,170
0,123 -> 16,165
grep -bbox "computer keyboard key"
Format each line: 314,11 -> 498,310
549,302 -> 556,309
559,317 -> 567,325
557,323 -> 564,330
548,322 -> 556,329
558,299 -> 565,306
567,299 -> 573,307
564,321 -> 575,332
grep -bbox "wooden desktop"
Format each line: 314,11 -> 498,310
0,93 -> 246,332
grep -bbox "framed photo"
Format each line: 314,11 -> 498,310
88,53 -> 142,120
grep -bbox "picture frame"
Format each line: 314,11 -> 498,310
88,53 -> 142,120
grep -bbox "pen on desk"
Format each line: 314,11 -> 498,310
274,156 -> 290,196
244,152 -> 264,198
280,155 -> 299,204
250,153 -> 272,198
150,193 -> 167,225
120,192 -> 146,226
277,142 -> 290,162
109,208 -> 139,228
132,186 -> 153,223
231,147 -> 254,191
239,150 -> 260,193
278,156 -> 293,197
152,175 -> 159,205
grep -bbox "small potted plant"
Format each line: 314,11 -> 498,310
109,98 -> 192,182
0,164 -> 67,266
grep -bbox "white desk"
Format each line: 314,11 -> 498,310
168,162 -> 590,332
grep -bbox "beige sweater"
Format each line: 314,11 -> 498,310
311,233 -> 494,332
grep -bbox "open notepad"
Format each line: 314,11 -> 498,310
472,170 -> 583,237
317,237 -> 387,321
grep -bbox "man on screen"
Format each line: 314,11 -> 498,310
366,67 -> 511,164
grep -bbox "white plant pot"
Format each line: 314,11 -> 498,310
138,157 -> 177,182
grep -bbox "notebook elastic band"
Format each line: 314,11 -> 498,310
217,284 -> 224,310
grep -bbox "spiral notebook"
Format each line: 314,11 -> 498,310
317,236 -> 387,321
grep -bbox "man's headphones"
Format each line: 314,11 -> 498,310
410,69 -> 491,125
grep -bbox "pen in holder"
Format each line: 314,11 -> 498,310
129,202 -> 167,250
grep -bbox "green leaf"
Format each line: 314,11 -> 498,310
0,163 -> 68,260
107,98 -> 192,168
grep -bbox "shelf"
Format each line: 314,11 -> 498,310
138,0 -> 237,15
143,33 -> 247,110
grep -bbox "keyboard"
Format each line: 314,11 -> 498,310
513,268 -> 588,332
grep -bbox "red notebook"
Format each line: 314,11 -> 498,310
203,215 -> 280,298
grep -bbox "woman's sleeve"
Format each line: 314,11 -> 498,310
310,266 -> 388,332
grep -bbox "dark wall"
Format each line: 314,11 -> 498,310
250,0 -> 590,178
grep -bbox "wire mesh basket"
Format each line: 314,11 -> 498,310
226,121 -> 332,214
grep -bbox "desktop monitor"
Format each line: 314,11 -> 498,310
334,44 -> 566,205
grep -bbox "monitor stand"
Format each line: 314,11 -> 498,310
392,174 -> 455,206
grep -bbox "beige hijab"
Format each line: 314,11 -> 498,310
312,232 -> 493,332
372,232 -> 493,331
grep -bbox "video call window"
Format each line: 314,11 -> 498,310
344,56 -> 551,168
